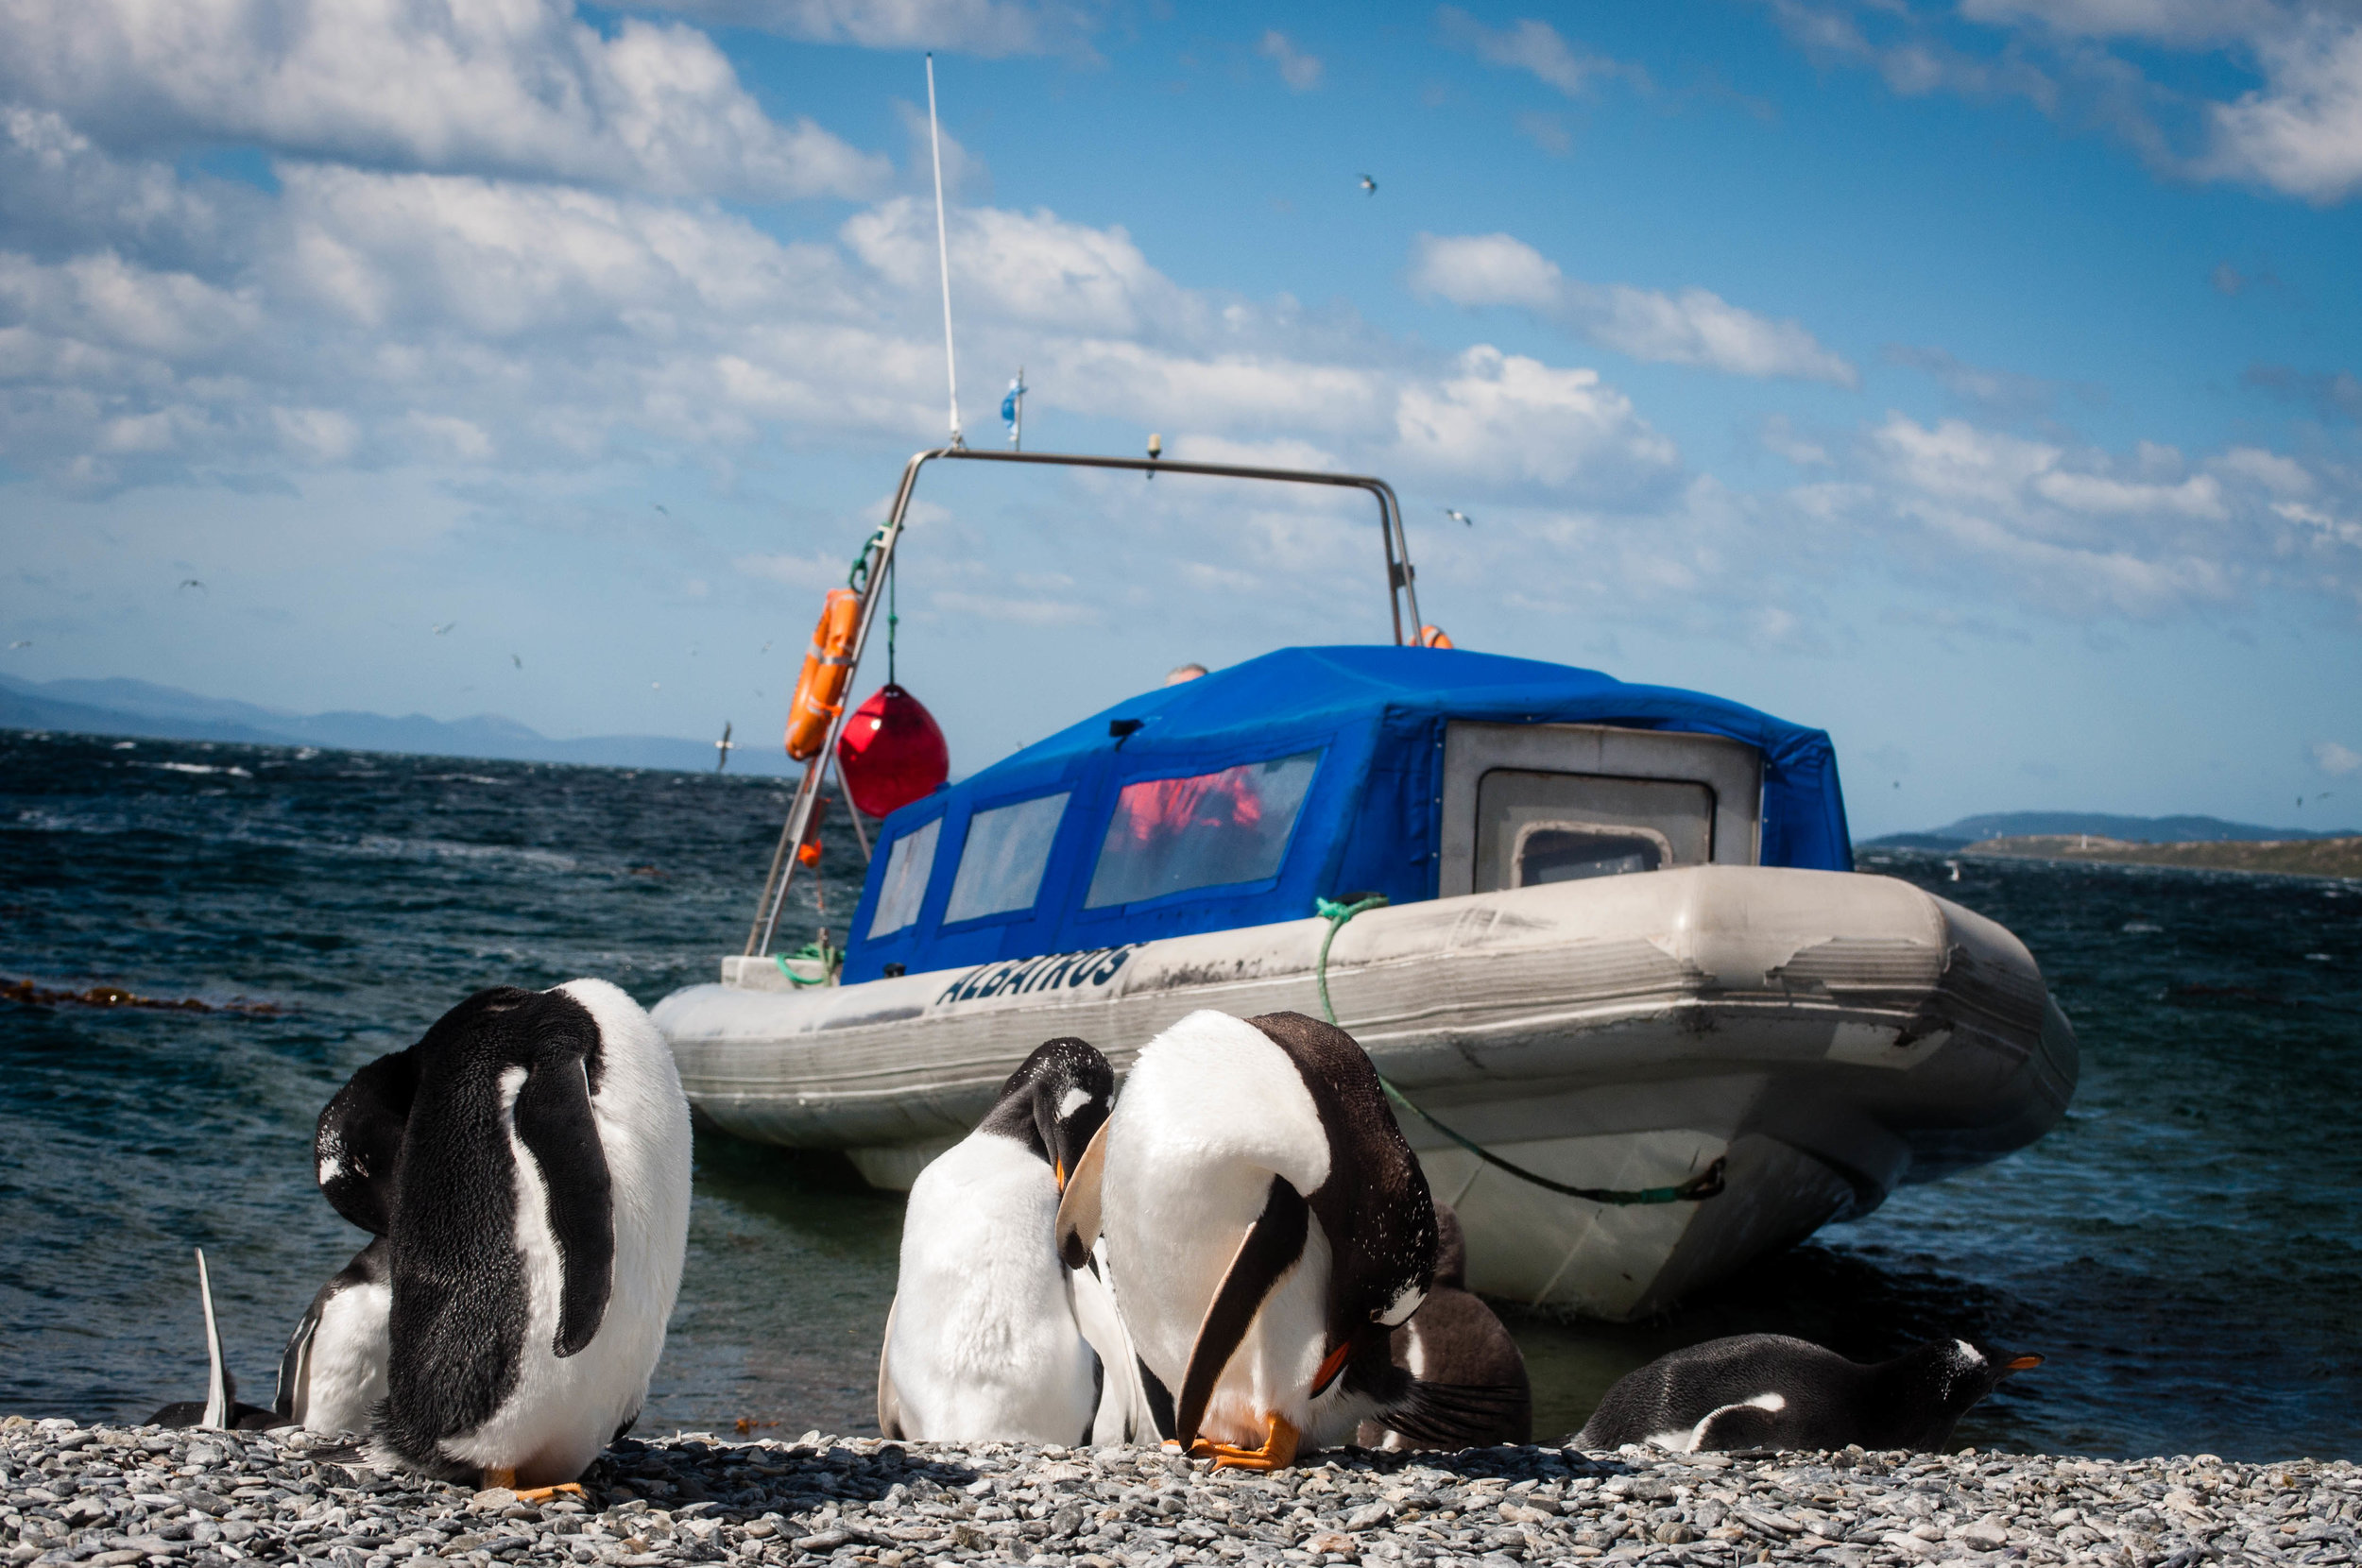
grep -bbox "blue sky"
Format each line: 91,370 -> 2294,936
5,0 -> 2360,837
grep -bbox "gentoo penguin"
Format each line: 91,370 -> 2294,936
146,1250 -> 284,1429
1056,1009 -> 1518,1470
314,979 -> 691,1491
270,1237 -> 391,1434
1355,1201 -> 1531,1450
1573,1333 -> 2044,1455
879,1038 -> 1150,1444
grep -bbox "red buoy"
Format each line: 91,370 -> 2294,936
836,684 -> 950,820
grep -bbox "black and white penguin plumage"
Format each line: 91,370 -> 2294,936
1356,1201 -> 1531,1450
312,979 -> 691,1490
1573,1333 -> 2044,1455
1056,1009 -> 1517,1470
271,1237 -> 391,1435
879,1038 -> 1149,1444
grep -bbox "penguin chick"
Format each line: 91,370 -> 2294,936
879,1038 -> 1125,1444
271,1236 -> 391,1435
1059,1009 -> 1516,1470
1355,1201 -> 1531,1450
317,980 -> 691,1491
1574,1333 -> 2043,1455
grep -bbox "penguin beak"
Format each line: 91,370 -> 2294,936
1054,1158 -> 1067,1194
1309,1339 -> 1353,1399
2003,1354 -> 2044,1373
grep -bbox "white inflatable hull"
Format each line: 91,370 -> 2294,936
653,866 -> 2075,1321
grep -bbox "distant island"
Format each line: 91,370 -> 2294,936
1862,811 -> 2362,880
0,671 -> 796,775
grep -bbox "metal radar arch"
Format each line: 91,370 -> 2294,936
744,445 -> 1426,959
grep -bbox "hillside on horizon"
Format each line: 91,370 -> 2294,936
1864,810 -> 2359,848
0,671 -> 795,776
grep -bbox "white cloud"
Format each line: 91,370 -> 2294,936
2203,21 -> 2362,203
1410,231 -> 1859,386
1816,412 -> 2362,617
1392,346 -> 1679,502
1258,31 -> 1324,93
1436,8 -> 1640,97
631,0 -> 1104,57
0,0 -> 889,199
2315,740 -> 2362,775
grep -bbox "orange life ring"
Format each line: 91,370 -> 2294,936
1417,623 -> 1454,648
785,588 -> 862,760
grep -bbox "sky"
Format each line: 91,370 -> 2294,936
4,0 -> 2361,838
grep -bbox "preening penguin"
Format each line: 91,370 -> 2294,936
1057,1009 -> 1517,1470
879,1038 -> 1145,1443
1574,1333 -> 2043,1455
317,979 -> 690,1491
1355,1201 -> 1531,1450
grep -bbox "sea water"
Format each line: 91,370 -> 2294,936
3,730 -> 2356,1457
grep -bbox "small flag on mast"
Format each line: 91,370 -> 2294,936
1001,367 -> 1026,449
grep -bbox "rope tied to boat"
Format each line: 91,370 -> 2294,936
774,940 -> 843,987
1312,894 -> 1726,1207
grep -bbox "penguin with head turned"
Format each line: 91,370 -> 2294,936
879,1037 -> 1151,1444
1057,1009 -> 1520,1470
1355,1200 -> 1531,1450
310,979 -> 692,1492
1574,1333 -> 2043,1455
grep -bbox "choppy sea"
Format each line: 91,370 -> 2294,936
4,729 -> 2358,1459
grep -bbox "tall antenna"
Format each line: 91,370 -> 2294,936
925,54 -> 964,449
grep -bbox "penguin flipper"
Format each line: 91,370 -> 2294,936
512,1058 -> 615,1357
1688,1398 -> 1786,1453
1053,1118 -> 1110,1270
1173,1173 -> 1309,1447
876,1293 -> 906,1441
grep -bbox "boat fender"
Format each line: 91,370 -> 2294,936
1417,624 -> 1454,648
785,588 -> 862,760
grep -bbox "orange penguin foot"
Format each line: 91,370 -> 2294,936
1189,1414 -> 1302,1472
514,1483 -> 587,1504
479,1468 -> 518,1491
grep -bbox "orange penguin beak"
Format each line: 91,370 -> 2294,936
1054,1157 -> 1066,1193
1310,1339 -> 1353,1398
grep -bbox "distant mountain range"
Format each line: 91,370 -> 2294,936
0,672 -> 795,775
1864,810 -> 2358,849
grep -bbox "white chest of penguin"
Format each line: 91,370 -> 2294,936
889,1134 -> 1098,1441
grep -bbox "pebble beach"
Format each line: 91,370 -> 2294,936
8,1420 -> 2356,1568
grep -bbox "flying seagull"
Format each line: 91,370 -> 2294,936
1442,507 -> 1472,527
433,622 -> 455,635
1359,173 -> 1377,195
760,640 -> 772,655
715,721 -> 736,774
178,578 -> 205,592
8,639 -> 28,650
511,653 -> 522,670
654,503 -> 670,518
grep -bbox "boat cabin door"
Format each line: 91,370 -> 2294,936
1436,723 -> 1763,896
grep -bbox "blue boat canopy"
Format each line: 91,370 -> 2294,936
840,645 -> 1851,983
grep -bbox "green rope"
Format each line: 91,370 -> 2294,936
774,941 -> 842,987
1312,895 -> 1726,1207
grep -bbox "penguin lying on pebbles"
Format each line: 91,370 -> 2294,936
1574,1333 -> 2043,1454
312,979 -> 691,1493
879,1038 -> 1150,1443
146,1249 -> 285,1429
1057,1009 -> 1520,1470
1355,1201 -> 1531,1450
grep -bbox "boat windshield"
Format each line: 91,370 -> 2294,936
868,817 -> 939,938
1085,752 -> 1320,908
945,793 -> 1070,923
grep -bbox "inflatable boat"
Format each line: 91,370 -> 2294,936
654,447 -> 2077,1320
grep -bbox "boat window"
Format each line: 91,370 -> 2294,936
867,817 -> 940,939
1475,770 -> 1714,894
944,793 -> 1070,923
1515,823 -> 1675,885
1086,751 -> 1320,909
